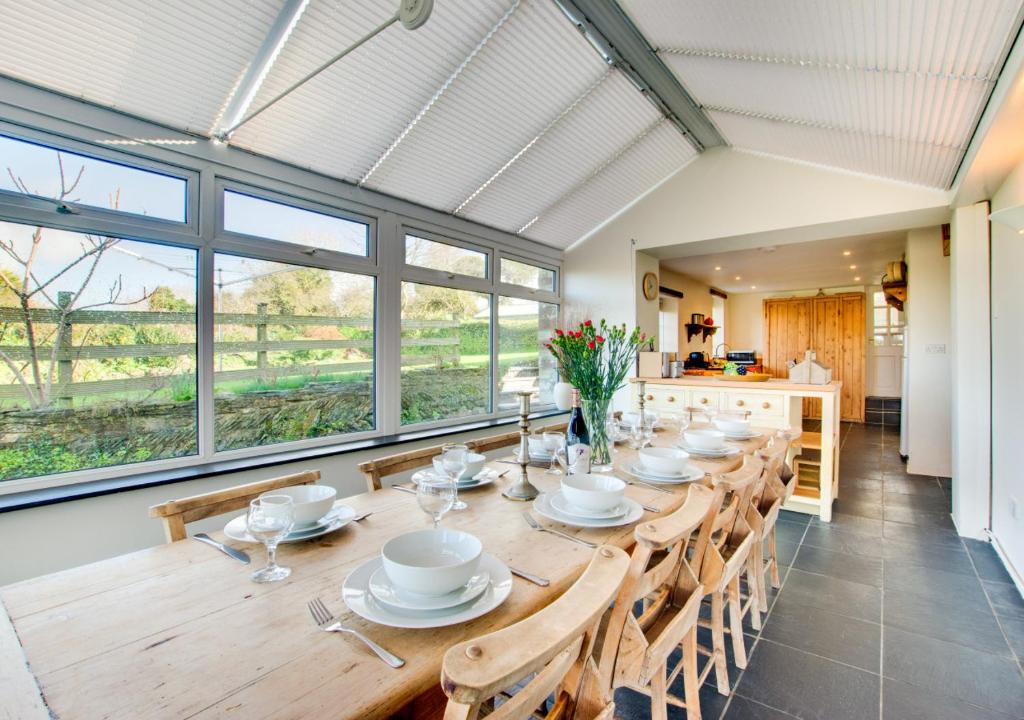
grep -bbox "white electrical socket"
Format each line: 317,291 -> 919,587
925,344 -> 947,354
1011,497 -> 1019,520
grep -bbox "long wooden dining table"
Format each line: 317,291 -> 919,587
0,425 -> 771,720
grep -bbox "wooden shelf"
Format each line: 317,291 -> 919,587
685,323 -> 719,343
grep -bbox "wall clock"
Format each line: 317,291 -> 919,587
642,272 -> 658,301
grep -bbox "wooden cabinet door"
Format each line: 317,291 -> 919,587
837,294 -> 865,422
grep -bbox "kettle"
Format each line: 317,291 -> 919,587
687,351 -> 710,368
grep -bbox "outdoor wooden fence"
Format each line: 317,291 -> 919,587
0,305 -> 462,404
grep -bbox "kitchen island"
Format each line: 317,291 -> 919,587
631,376 -> 842,521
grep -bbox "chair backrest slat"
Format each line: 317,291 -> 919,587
148,470 -> 320,542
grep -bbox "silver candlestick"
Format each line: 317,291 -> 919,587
637,379 -> 647,426
502,391 -> 541,501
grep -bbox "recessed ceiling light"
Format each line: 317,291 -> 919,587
760,246 -> 777,253
849,264 -> 857,269
843,250 -> 852,256
715,266 -> 722,271
750,285 -> 757,290
854,276 -> 861,281
735,275 -> 741,280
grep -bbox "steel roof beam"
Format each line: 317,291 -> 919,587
553,0 -> 724,151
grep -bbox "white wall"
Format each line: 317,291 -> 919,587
905,227 -> 952,477
658,268 -> 716,355
0,418 -> 564,585
950,203 -> 992,538
990,161 -> 1024,584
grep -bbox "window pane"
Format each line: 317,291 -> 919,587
401,282 -> 489,424
0,135 -> 187,222
213,254 -> 374,450
0,220 -> 197,481
404,234 -> 486,278
501,258 -> 556,291
873,291 -> 885,306
498,297 -> 557,410
873,307 -> 888,328
223,191 -> 369,256
891,333 -> 904,346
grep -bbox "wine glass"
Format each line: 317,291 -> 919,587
703,406 -> 718,426
440,444 -> 469,511
417,474 -> 455,528
542,431 -> 564,474
605,413 -> 621,454
246,495 -> 294,583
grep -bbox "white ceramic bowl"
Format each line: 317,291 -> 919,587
622,411 -> 659,428
560,473 -> 626,512
432,452 -> 487,481
638,447 -> 691,475
381,528 -> 483,596
684,429 -> 727,450
714,417 -> 751,435
260,485 -> 336,528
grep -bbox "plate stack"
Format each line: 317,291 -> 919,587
413,467 -> 501,490
224,503 -> 357,543
629,447 -> 704,484
679,429 -> 742,458
713,417 -> 762,441
534,474 -> 644,528
344,529 -> 512,629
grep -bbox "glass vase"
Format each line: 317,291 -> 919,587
581,394 -> 613,472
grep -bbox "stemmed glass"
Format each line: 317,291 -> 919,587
629,416 -> 653,449
417,474 -> 455,528
441,444 -> 469,511
542,431 -> 564,474
246,495 -> 295,583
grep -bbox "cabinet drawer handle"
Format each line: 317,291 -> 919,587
762,402 -> 770,409
700,397 -> 708,404
646,394 -> 654,401
736,400 -> 745,407
667,396 -> 676,402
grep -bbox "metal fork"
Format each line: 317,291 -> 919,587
307,597 -> 405,668
521,512 -> 597,548
623,477 -> 677,495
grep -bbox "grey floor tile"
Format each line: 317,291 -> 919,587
802,525 -> 882,559
879,538 -> 974,576
777,568 -> 882,623
984,580 -> 1024,616
881,521 -> 962,549
833,498 -> 884,520
736,640 -> 880,720
725,696 -> 800,719
963,539 -> 1015,584
778,510 -> 811,526
882,678 -> 1018,720
882,626 -> 1024,716
882,559 -> 989,612
774,521 -> 807,547
881,489 -> 949,510
883,506 -> 955,530
882,591 -> 1013,657
792,545 -> 883,587
813,512 -> 884,538
765,539 -> 799,568
761,598 -> 881,672
882,477 -> 944,496
998,614 -> 1024,660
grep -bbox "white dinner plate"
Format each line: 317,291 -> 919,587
533,493 -> 644,528
410,468 -> 500,489
343,553 -> 512,629
677,443 -> 742,459
224,504 -> 356,544
368,566 -> 491,611
722,430 -> 762,440
549,491 -> 627,520
627,463 -> 705,484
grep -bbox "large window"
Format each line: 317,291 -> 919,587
400,282 -> 490,425
498,297 -> 557,410
0,130 -> 560,492
223,190 -> 370,257
0,220 -> 197,482
0,134 -> 187,222
405,234 -> 487,278
213,255 -> 375,450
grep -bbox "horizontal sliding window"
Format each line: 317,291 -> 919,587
501,257 -> 555,292
0,220 -> 197,482
400,282 -> 490,425
213,254 -> 375,451
0,134 -> 187,222
405,233 -> 487,278
498,297 -> 558,411
223,190 -> 369,257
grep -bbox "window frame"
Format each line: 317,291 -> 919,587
496,251 -> 560,303
0,111 -> 561,496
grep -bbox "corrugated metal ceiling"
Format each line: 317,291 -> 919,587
0,0 -> 1020,248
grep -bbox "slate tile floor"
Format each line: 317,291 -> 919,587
615,422 -> 1024,719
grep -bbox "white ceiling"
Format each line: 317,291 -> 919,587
660,232 -> 909,294
0,0 -> 1020,249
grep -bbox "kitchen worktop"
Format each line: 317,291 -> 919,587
633,376 -> 843,394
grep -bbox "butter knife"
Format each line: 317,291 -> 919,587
193,533 -> 250,564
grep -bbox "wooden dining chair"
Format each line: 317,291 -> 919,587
744,435 -> 792,614
465,421 -> 569,455
358,442 -> 449,492
148,470 -> 319,542
595,484 -> 718,720
693,455 -> 765,695
440,545 -> 630,720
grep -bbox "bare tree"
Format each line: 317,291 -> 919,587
0,154 -> 152,409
